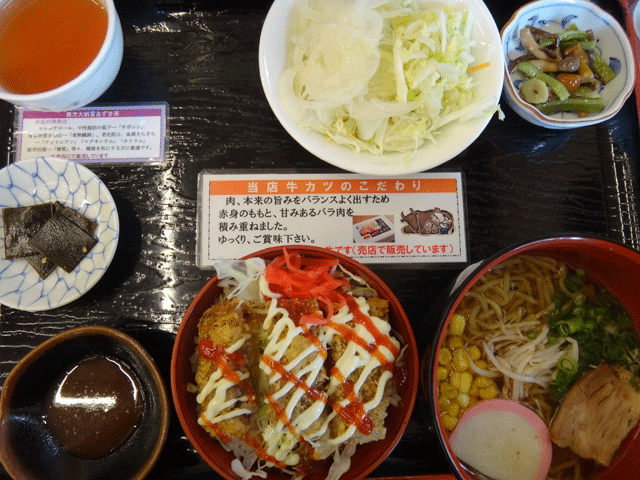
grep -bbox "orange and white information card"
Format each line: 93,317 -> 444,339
197,172 -> 467,267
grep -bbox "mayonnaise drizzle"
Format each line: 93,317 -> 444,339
196,264 -> 400,471
258,291 -> 399,456
197,334 -> 254,427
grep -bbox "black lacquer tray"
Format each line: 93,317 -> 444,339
0,0 -> 638,479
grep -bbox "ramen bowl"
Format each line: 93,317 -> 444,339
501,0 -> 634,128
171,245 -> 419,480
0,326 -> 170,480
0,0 -> 123,111
259,0 -> 503,175
422,235 -> 640,480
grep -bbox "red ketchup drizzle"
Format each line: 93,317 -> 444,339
343,295 -> 398,371
262,355 -> 328,404
261,252 -> 398,438
331,368 -> 373,436
277,298 -> 328,358
262,355 -> 373,435
267,393 -> 298,437
277,297 -> 319,323
303,331 -> 327,359
242,433 -> 291,471
198,338 -> 255,402
265,393 -> 316,459
200,415 -> 233,443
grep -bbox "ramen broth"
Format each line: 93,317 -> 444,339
437,254 -> 638,480
0,0 -> 107,94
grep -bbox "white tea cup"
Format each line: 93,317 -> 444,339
0,0 -> 123,112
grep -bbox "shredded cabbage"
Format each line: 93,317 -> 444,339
213,258 -> 266,303
277,0 -> 500,155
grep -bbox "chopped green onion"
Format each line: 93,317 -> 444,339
555,316 -> 584,336
558,355 -> 579,375
565,272 -> 584,292
257,403 -> 269,418
572,306 -> 586,318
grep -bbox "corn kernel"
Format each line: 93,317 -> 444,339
451,371 -> 473,393
441,413 -> 458,431
479,383 -> 498,399
459,372 -> 473,393
439,381 -> 452,395
437,366 -> 448,382
441,381 -> 458,399
469,384 -> 479,396
449,314 -> 466,336
448,336 -> 465,350
449,371 -> 462,389
475,359 -> 489,370
439,347 -> 452,365
474,376 -> 493,388
438,397 -> 450,410
446,386 -> 459,399
467,345 -> 482,361
447,402 -> 460,418
452,349 -> 470,371
456,393 -> 470,408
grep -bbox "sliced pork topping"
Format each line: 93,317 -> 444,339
550,363 -> 640,466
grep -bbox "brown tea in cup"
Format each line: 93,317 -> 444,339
0,0 -> 108,94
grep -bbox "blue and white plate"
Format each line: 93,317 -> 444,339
0,157 -> 119,311
501,0 -> 635,128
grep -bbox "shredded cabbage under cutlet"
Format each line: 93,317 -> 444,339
277,0 -> 500,155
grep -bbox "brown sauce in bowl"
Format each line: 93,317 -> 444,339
43,356 -> 143,459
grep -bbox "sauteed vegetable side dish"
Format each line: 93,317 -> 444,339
509,24 -> 617,116
191,251 -> 403,480
436,255 -> 640,480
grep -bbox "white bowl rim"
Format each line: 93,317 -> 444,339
259,0 -> 505,175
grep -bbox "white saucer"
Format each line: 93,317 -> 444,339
0,157 -> 119,311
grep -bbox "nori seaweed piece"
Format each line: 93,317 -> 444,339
2,203 -> 55,258
26,254 -> 57,279
53,201 -> 97,234
28,212 -> 97,273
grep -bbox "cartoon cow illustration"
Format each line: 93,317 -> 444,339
400,208 -> 453,234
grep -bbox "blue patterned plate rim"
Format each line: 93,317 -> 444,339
0,157 -> 119,311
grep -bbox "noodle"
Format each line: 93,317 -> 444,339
437,255 -> 598,480
438,255 -> 640,480
454,255 -> 577,412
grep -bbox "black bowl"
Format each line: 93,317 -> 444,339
0,326 -> 170,480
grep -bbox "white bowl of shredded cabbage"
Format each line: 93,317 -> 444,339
259,0 -> 504,175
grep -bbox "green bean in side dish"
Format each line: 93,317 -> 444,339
509,23 -> 616,117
